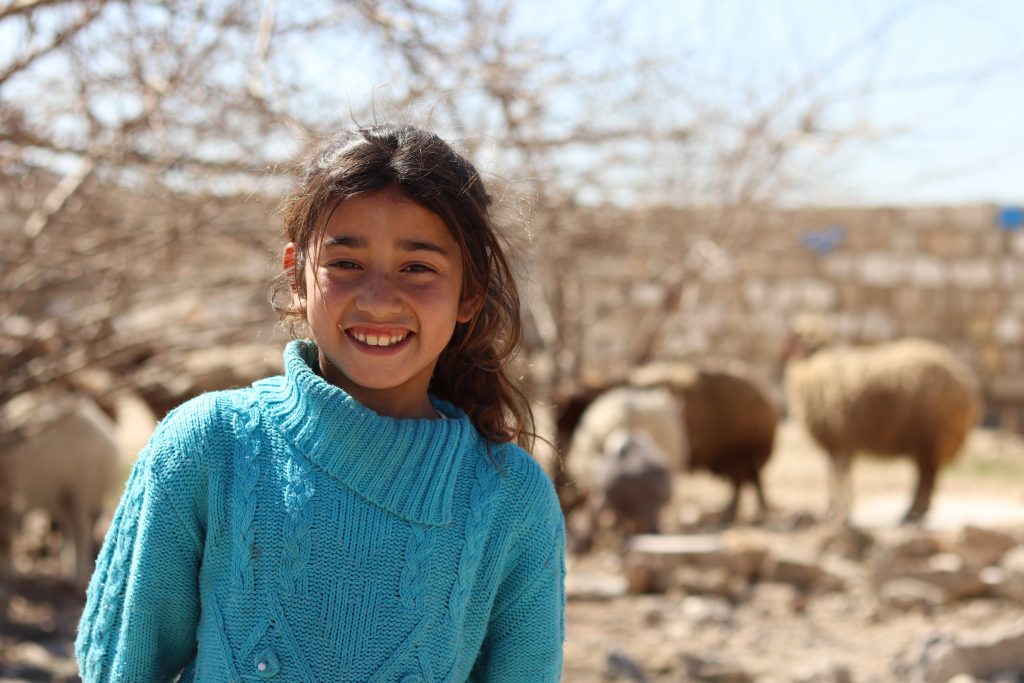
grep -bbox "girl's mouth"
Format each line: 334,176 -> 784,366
345,328 -> 413,350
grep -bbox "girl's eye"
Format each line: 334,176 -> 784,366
403,263 -> 436,274
328,260 -> 360,270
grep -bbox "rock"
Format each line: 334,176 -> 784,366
565,569 -> 628,600
622,534 -> 726,594
901,554 -> 987,601
792,661 -> 853,683
953,526 -> 1018,570
912,619 -> 1024,682
623,555 -> 668,594
873,550 -> 987,603
681,653 -> 754,683
879,578 -> 949,609
679,595 -> 734,627
607,648 -> 648,682
819,525 -> 874,561
625,533 -> 723,558
997,545 -> 1024,602
989,671 -> 1024,683
762,553 -> 844,592
873,532 -> 943,573
672,564 -> 749,600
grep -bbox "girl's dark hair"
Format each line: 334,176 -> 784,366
271,124 -> 534,449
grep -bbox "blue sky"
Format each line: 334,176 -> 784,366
577,0 -> 1024,205
508,0 -> 1024,206
2,0 -> 1021,206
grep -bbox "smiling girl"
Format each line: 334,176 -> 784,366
76,124 -> 565,682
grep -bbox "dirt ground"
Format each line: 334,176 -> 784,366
563,422 -> 1024,683
2,421 -> 1024,682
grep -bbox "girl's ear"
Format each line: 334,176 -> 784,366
457,291 -> 482,324
283,242 -> 306,307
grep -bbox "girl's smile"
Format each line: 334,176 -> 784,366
285,184 -> 476,419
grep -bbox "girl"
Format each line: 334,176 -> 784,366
75,124 -> 565,682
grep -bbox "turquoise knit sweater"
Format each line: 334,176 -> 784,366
75,340 -> 565,682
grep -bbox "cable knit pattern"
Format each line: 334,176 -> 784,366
76,340 -> 565,682
229,396 -> 261,593
400,524 -> 433,610
449,453 -> 501,622
280,455 -> 315,595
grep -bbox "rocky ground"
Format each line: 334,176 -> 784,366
2,422 -> 1024,682
563,423 -> 1024,683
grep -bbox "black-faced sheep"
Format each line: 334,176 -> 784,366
583,428 -> 674,548
1,392 -> 123,613
784,337 -> 980,524
558,362 -> 778,527
561,385 -> 684,494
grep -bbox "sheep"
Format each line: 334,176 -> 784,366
784,337 -> 981,525
582,428 -> 674,549
558,362 -> 778,528
561,384 -> 685,497
1,391 -> 123,614
628,362 -> 778,523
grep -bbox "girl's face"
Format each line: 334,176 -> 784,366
285,185 -> 476,419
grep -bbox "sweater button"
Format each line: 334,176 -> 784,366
254,650 -> 280,677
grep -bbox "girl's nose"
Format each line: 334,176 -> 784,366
355,272 -> 402,316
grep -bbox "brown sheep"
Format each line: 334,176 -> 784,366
558,362 -> 778,525
784,338 -> 981,524
629,362 -> 778,522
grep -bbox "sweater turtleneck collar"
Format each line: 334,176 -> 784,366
254,339 -> 478,527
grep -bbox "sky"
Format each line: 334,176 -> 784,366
2,0 -> 1022,207
513,0 -> 1024,206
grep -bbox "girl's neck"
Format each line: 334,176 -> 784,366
317,355 -> 440,420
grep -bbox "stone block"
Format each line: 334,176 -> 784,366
954,526 -> 1019,570
1012,231 -> 1024,256
950,260 -> 996,289
879,578 -> 949,609
908,255 -> 948,288
925,231 -> 976,258
993,314 -> 1023,345
822,253 -> 854,281
857,252 -> 906,287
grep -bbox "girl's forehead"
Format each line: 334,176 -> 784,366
307,189 -> 461,252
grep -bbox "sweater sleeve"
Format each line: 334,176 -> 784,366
75,400 -> 211,682
469,459 -> 566,683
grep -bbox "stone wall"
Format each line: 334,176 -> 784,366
568,204 -> 1024,430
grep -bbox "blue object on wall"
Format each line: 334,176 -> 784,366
997,206 -> 1023,231
801,224 -> 847,254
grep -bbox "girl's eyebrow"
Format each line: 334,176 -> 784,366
397,238 -> 450,257
324,235 -> 365,248
323,235 -> 450,257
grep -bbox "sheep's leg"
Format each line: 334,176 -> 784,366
0,527 -> 10,623
572,492 -> 603,554
55,489 -> 94,590
718,480 -> 741,525
903,458 -> 937,524
751,472 -> 771,522
828,450 -> 853,525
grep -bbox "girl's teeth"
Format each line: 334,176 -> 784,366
352,331 -> 405,346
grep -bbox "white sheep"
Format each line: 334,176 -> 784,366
1,391 -> 123,612
583,428 -> 674,547
565,385 -> 688,497
785,337 -> 981,524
